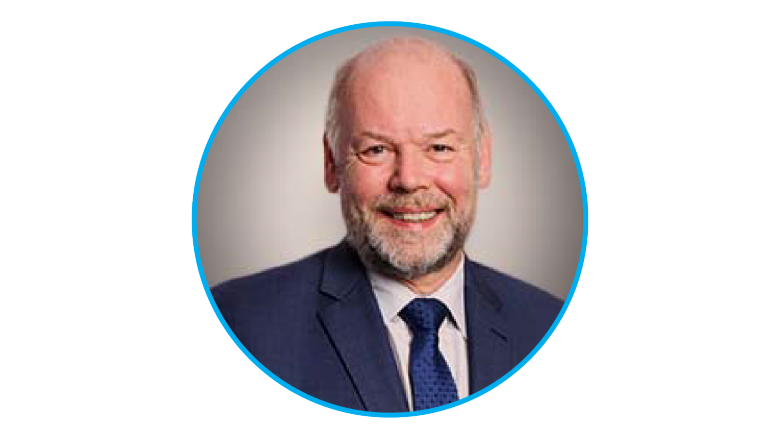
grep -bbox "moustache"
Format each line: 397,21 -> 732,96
370,192 -> 451,212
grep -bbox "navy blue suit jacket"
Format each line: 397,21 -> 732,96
212,242 -> 562,412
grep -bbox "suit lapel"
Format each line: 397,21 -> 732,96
465,258 -> 515,395
317,242 -> 409,413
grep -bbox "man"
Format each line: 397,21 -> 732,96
213,37 -> 562,412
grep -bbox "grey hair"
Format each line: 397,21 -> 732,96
324,37 -> 488,162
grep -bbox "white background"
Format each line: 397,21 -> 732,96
2,2 -> 778,437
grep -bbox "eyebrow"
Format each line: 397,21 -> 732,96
356,129 -> 460,144
424,129 -> 458,140
356,131 -> 397,145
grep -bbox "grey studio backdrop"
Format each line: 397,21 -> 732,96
196,26 -> 584,300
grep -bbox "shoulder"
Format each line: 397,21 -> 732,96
212,249 -> 327,295
210,248 -> 330,323
467,259 -> 563,319
466,259 -> 565,368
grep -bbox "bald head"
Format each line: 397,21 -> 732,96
324,37 -> 487,161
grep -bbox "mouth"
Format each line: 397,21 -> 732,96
378,207 -> 445,226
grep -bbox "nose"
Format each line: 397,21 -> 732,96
388,148 -> 429,193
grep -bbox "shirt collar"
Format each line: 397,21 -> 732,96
368,256 -> 467,337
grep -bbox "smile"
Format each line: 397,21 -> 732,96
379,208 -> 444,224
389,211 -> 437,222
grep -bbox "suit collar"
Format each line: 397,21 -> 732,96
464,257 -> 515,395
318,243 -> 515,407
317,242 -> 409,412
320,241 -> 363,300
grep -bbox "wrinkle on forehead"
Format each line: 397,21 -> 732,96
326,37 -> 487,169
345,47 -> 473,145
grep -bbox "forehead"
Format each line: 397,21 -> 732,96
345,51 -> 473,140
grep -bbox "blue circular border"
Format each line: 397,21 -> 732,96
192,21 -> 588,417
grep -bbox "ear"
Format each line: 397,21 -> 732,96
323,133 -> 339,193
477,126 -> 492,189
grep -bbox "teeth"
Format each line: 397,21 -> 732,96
390,211 -> 437,222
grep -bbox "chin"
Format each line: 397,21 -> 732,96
351,226 -> 463,280
344,198 -> 473,280
383,244 -> 449,277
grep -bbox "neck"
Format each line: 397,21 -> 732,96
399,251 -> 464,295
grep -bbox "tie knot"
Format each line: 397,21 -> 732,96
399,298 -> 449,334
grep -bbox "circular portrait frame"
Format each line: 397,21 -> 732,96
192,21 -> 588,417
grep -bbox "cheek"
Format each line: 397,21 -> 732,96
432,163 -> 476,205
343,164 -> 390,202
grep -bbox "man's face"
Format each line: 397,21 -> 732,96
325,52 -> 491,279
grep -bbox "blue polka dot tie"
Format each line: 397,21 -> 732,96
399,298 -> 459,411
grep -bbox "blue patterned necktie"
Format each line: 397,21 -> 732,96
399,298 -> 459,411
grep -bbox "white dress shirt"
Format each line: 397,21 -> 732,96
368,257 -> 469,410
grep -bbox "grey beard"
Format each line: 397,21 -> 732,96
345,213 -> 469,280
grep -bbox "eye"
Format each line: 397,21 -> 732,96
425,143 -> 457,162
362,145 -> 388,156
430,144 -> 454,153
357,144 -> 393,164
